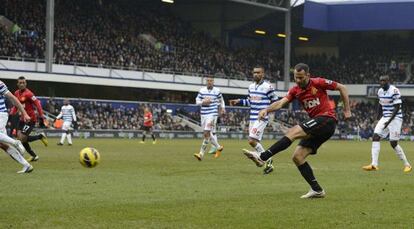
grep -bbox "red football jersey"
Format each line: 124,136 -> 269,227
285,77 -> 337,120
143,112 -> 153,127
11,88 -> 44,122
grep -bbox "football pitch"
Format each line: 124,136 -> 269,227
0,138 -> 413,228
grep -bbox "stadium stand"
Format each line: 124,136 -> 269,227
1,0 -> 411,83
40,98 -> 414,137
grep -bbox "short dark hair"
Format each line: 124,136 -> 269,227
18,76 -> 26,80
294,63 -> 309,73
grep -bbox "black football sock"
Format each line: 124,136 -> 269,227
28,135 -> 42,142
297,162 -> 322,192
151,134 -> 156,141
260,136 -> 292,161
23,142 -> 37,157
142,135 -> 146,142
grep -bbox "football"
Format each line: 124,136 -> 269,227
79,147 -> 100,168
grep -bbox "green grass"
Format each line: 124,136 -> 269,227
0,139 -> 413,228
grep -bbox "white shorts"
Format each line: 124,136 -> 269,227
0,112 -> 8,134
62,121 -> 73,131
249,120 -> 268,141
374,117 -> 402,141
201,116 -> 217,132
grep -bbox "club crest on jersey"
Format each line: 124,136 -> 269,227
311,86 -> 318,95
303,98 -> 320,109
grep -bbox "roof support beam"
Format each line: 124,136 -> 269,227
228,0 -> 288,12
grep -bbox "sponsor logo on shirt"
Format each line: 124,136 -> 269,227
303,98 -> 320,109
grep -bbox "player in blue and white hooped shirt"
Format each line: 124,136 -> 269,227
229,66 -> 278,174
194,76 -> 225,161
363,75 -> 411,173
56,99 -> 77,146
0,80 -> 34,173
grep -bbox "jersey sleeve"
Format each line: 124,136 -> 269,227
196,90 -> 203,105
71,106 -> 77,121
266,84 -> 278,102
0,81 -> 10,96
285,87 -> 297,102
315,78 -> 338,90
392,87 -> 402,105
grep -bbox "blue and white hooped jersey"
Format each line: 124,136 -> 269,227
196,87 -> 223,117
378,85 -> 402,119
56,105 -> 77,122
239,81 -> 278,121
0,81 -> 10,113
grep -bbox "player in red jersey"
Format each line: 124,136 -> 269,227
10,76 -> 48,162
243,63 -> 351,199
140,107 -> 156,144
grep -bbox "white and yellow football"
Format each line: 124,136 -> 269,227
79,147 -> 100,168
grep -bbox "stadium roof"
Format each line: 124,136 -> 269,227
303,0 -> 414,31
293,0 -> 413,6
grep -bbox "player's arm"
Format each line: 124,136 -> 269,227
33,98 -> 44,118
9,91 -> 18,115
268,86 -> 279,103
258,97 -> 290,120
4,92 -> 30,122
229,97 -> 250,106
196,93 -> 211,106
376,104 -> 382,120
335,83 -> 351,119
56,111 -> 63,120
72,107 -> 77,121
28,92 -> 45,119
218,93 -> 226,115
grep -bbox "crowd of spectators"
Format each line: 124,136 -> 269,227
43,97 -> 414,138
45,98 -> 193,131
1,0 -> 411,84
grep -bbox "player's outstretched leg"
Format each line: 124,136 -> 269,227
22,142 -> 38,162
390,141 -> 411,173
0,144 -> 33,173
248,137 -> 273,174
28,133 -> 48,146
243,136 -> 293,167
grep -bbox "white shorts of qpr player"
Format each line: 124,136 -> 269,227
201,115 -> 217,133
62,121 -> 74,131
374,117 -> 402,140
248,120 -> 268,142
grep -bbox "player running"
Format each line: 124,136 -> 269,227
194,76 -> 225,160
242,63 -> 351,199
140,107 -> 157,144
56,99 -> 77,146
0,80 -> 34,173
362,75 -> 411,172
10,76 -> 48,162
229,66 -> 278,174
